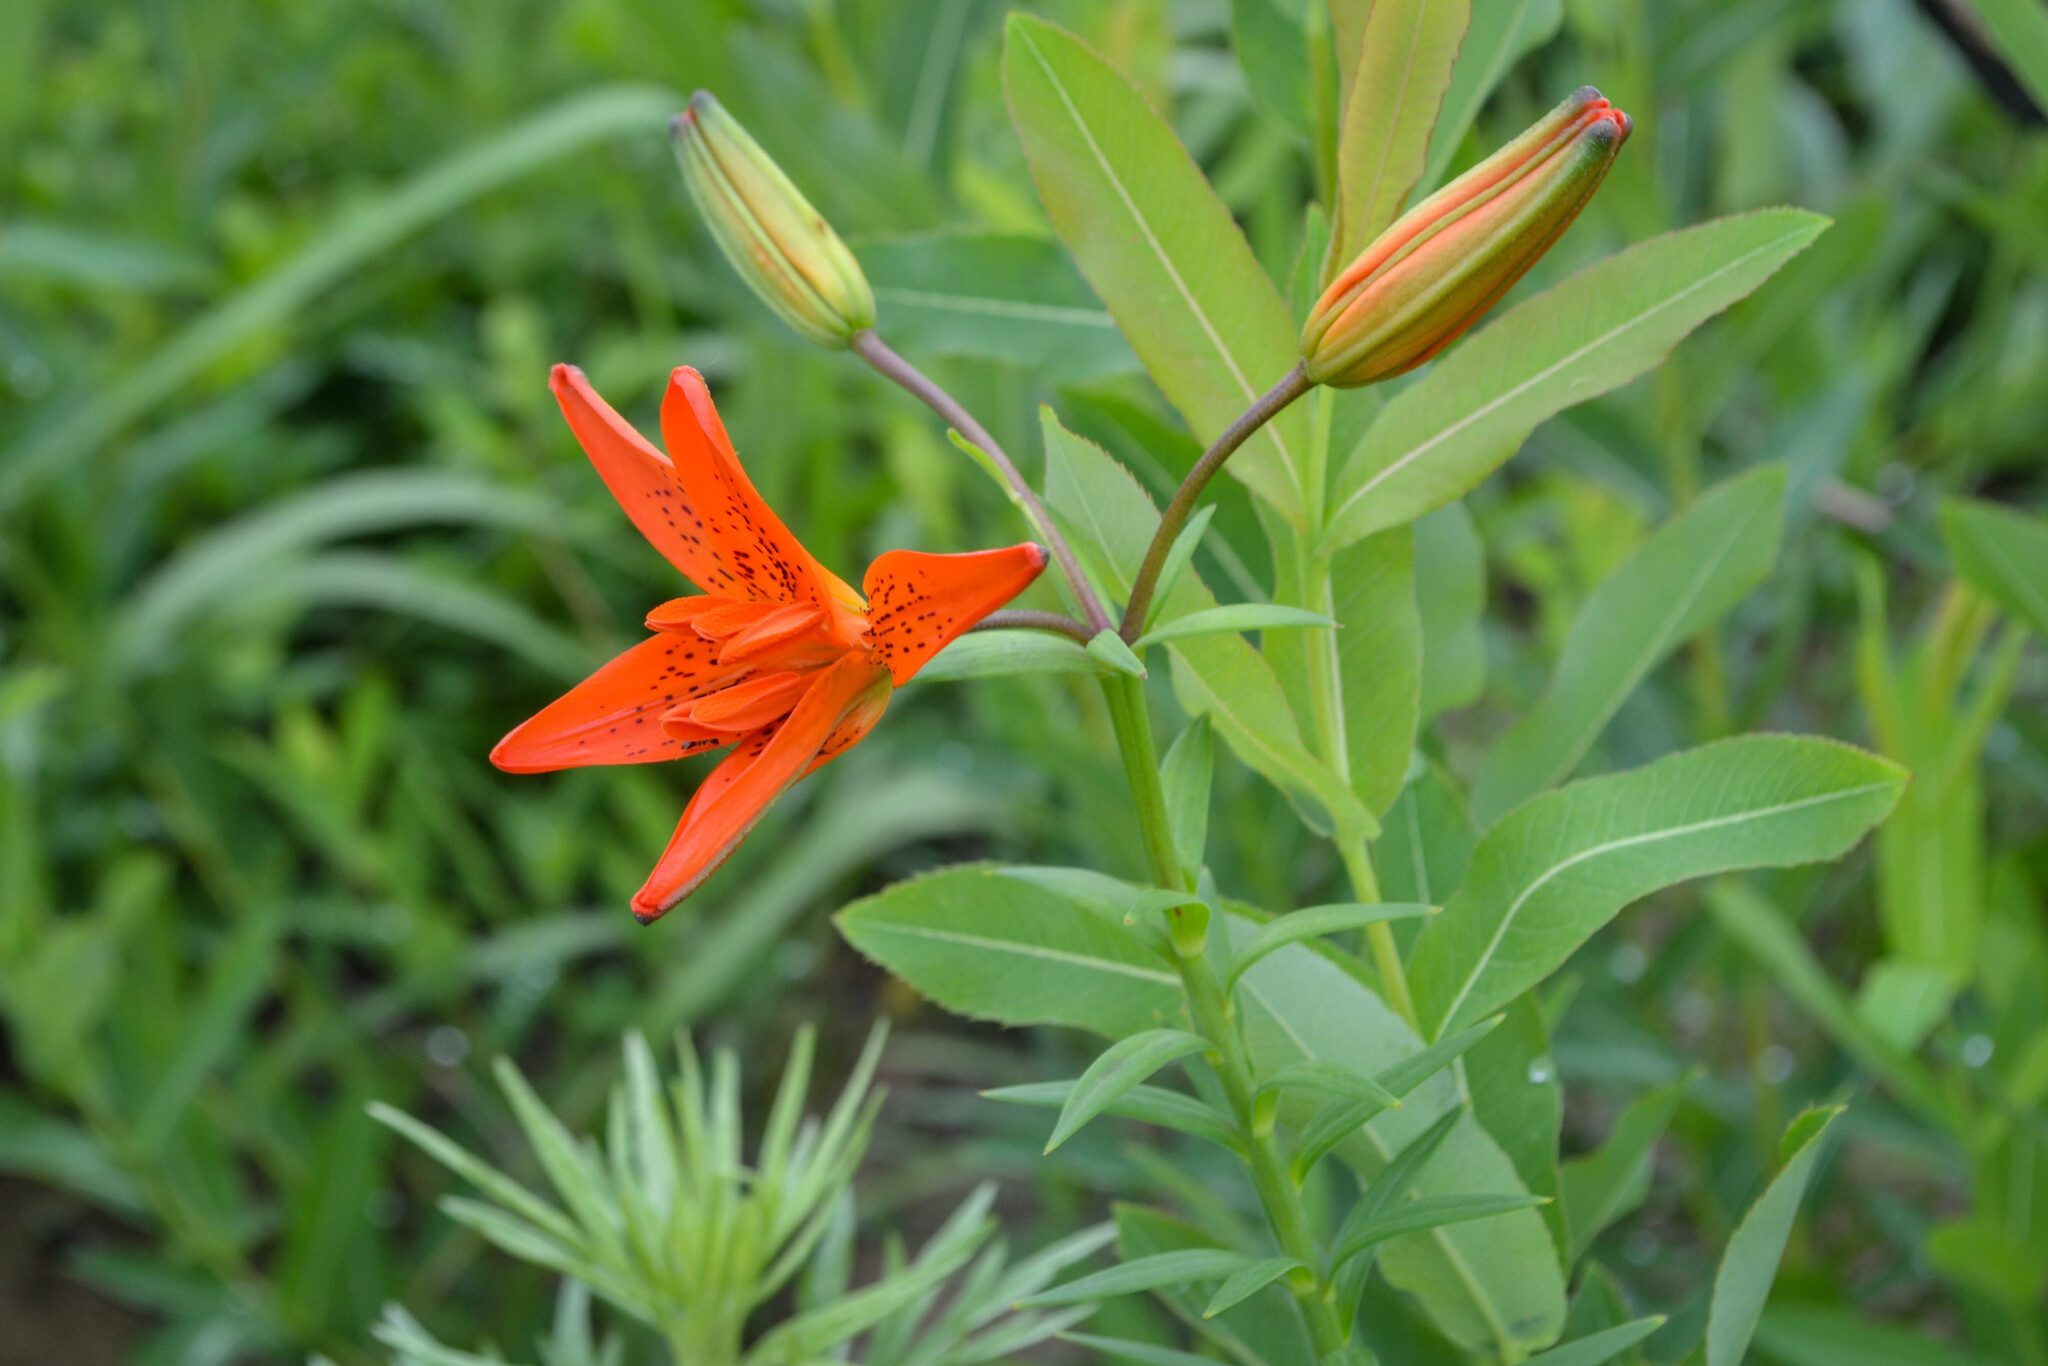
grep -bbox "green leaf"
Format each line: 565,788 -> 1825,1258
1116,1205 -> 1316,1363
1205,1257 -> 1307,1318
1233,931 -> 1562,1356
1410,735 -> 1907,1038
1020,1249 -> 1253,1307
1377,760 -> 1478,905
1703,1106 -> 1844,1366
1559,1073 -> 1694,1263
1224,902 -> 1435,990
1323,210 -> 1830,551
1160,716 -> 1215,879
1291,1019 -> 1500,1182
1334,1194 -> 1547,1268
1331,0 -> 1470,270
1088,629 -> 1149,678
1419,0 -> 1565,193
836,865 -> 1182,1038
982,1081 -> 1237,1150
1047,1030 -> 1211,1152
857,232 -> 1139,379
1133,604 -> 1336,649
1520,1316 -> 1666,1366
1416,503 -> 1486,720
1941,497 -> 2048,639
1470,465 -> 1787,827
1146,505 -> 1219,632
1331,525 -> 1422,816
1004,14 -> 1310,519
1233,0 -> 1313,137
1037,408 -> 1365,837
1462,993 -> 1565,1260
916,629 -> 1099,682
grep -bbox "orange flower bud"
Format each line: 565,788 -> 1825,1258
672,91 -> 875,349
1302,87 -> 1631,388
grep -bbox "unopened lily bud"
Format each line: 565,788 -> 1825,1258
671,91 -> 876,349
1302,87 -> 1631,388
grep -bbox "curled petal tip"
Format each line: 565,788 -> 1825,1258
668,111 -> 690,138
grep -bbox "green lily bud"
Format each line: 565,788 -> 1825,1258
1302,87 -> 1631,388
671,91 -> 876,349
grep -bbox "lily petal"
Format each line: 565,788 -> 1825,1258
632,654 -> 891,920
491,632 -> 736,773
655,367 -> 859,609
663,669 -> 811,737
863,543 -> 1050,685
717,603 -> 827,663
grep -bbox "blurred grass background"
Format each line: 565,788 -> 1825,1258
3,0 -> 2047,1362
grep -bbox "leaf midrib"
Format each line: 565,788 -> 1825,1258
1435,778 -> 1898,1032
859,921 -> 1178,984
1015,23 -> 1299,484
1328,226 -> 1811,539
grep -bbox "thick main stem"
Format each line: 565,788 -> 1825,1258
851,330 -> 1115,636
1100,673 -> 1348,1357
1119,364 -> 1314,640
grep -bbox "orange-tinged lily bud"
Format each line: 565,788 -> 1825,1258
1302,86 -> 1631,388
671,91 -> 876,349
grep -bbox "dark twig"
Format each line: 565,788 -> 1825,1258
1119,364 -> 1313,640
850,330 -> 1115,636
970,610 -> 1094,644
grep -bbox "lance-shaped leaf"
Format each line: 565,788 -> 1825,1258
1521,1317 -> 1666,1366
1941,497 -> 2048,639
836,865 -> 1182,1038
1704,1107 -> 1844,1366
1132,604 -> 1336,650
1256,1060 -> 1402,1111
1019,1249 -> 1253,1307
1419,0 -> 1566,193
1046,1030 -> 1211,1152
1160,716 -> 1214,879
1412,736 -> 1905,1038
983,1080 -> 1237,1150
1322,209 -> 1828,552
1205,1257 -> 1307,1318
1224,902 -> 1435,990
1470,465 -> 1787,827
1329,0 -> 1471,271
1333,1193 -> 1547,1270
918,630 -> 1098,683
1004,14 -> 1310,520
1290,1019 -> 1499,1182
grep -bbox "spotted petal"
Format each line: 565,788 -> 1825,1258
490,632 -> 734,773
863,544 -> 1049,685
632,654 -> 892,920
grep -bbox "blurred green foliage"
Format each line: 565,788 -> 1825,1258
3,0 -> 2048,1363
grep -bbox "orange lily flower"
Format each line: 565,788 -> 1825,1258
493,364 -> 1047,921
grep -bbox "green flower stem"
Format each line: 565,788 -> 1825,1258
1100,672 -> 1349,1358
1118,363 -> 1313,641
850,329 -> 1115,636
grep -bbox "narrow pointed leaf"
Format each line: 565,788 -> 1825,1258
1134,605 -> 1336,649
1522,1317 -> 1667,1366
1145,504 -> 1218,630
984,1081 -> 1238,1150
1560,1072 -> 1695,1263
1047,1030 -> 1211,1152
1323,210 -> 1829,552
1331,0 -> 1471,270
1290,1018 -> 1501,1182
1058,1333 -> 1236,1366
1004,14 -> 1310,519
1019,1249 -> 1253,1307
1204,1257 -> 1307,1318
1088,629 -> 1148,678
1226,902 -> 1434,990
1160,716 -> 1214,880
1411,736 -> 1906,1039
1256,1060 -> 1401,1111
918,630 -> 1098,682
1471,465 -> 1787,827
1333,1193 -> 1547,1268
1704,1107 -> 1844,1366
